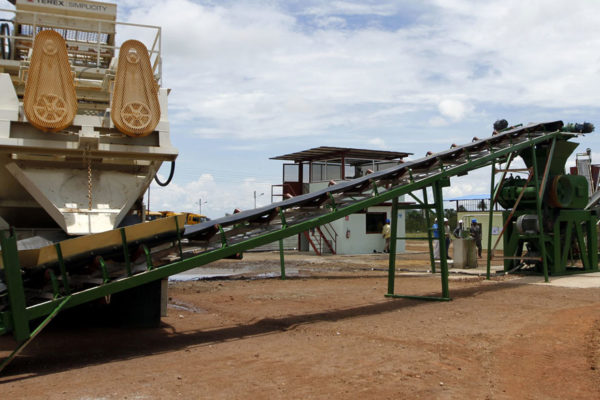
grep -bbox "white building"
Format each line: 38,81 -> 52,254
271,147 -> 411,255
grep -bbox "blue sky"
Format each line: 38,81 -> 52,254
4,0 -> 599,218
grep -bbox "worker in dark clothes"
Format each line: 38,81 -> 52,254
470,218 -> 482,258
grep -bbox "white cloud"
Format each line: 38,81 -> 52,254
148,172 -> 273,217
117,0 -> 600,143
367,137 -> 386,148
428,115 -> 448,127
110,0 -> 600,215
438,99 -> 469,122
303,1 -> 400,17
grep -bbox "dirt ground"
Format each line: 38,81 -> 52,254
2,241 -> 600,399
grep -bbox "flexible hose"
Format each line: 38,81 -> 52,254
154,160 -> 175,186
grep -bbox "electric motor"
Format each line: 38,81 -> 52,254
516,214 -> 539,234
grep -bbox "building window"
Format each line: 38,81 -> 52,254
366,212 -> 386,234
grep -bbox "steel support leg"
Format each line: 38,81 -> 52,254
422,188 -> 436,273
531,144 -> 550,282
486,162 -> 496,279
278,239 -> 286,280
387,197 -> 398,295
588,215 -> 598,270
0,295 -> 71,374
433,181 -> 450,299
385,191 -> 449,302
1,232 -> 30,343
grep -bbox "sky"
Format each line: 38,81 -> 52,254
3,0 -> 600,218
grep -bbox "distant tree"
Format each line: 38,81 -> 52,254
406,210 -> 428,233
405,208 -> 459,233
444,209 -> 457,228
478,200 -> 487,211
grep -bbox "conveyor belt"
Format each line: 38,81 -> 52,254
0,120 -> 577,348
4,121 -> 567,284
183,121 -> 565,246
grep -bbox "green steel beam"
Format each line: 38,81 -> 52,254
54,243 -> 71,295
422,188 -> 436,273
407,192 -> 436,215
530,143 -> 550,282
387,197 -> 398,295
538,138 -> 557,199
1,233 -> 30,342
49,270 -> 59,299
98,257 -> 109,283
433,181 -> 450,300
278,239 -> 286,280
278,207 -> 287,280
0,295 -> 71,373
485,162 -> 496,280
15,130 -> 566,322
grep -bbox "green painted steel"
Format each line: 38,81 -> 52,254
143,246 -> 153,271
49,270 -> 60,299
387,197 -> 398,295
499,137 -> 598,277
486,162 -> 496,279
55,243 -> 71,295
278,207 -> 287,280
279,240 -> 286,280
422,188 -> 436,273
433,181 -> 450,299
0,295 -> 71,373
0,129 -> 588,345
1,233 -> 29,342
98,257 -> 109,283
531,142 -> 550,282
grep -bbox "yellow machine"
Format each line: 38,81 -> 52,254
146,211 -> 209,225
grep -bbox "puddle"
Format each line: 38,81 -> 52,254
168,300 -> 206,313
169,265 -> 299,281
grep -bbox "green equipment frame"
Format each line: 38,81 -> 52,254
0,122 -> 593,371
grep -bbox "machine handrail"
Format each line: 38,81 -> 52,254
0,7 -> 162,80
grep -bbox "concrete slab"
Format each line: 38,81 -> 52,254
513,272 -> 600,289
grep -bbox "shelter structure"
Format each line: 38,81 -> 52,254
271,147 -> 412,254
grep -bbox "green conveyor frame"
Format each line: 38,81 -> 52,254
0,122 -> 591,371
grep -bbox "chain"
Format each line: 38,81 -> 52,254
84,145 -> 93,210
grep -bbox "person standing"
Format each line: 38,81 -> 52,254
470,218 -> 482,258
432,218 -> 440,259
453,220 -> 464,238
381,219 -> 391,253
